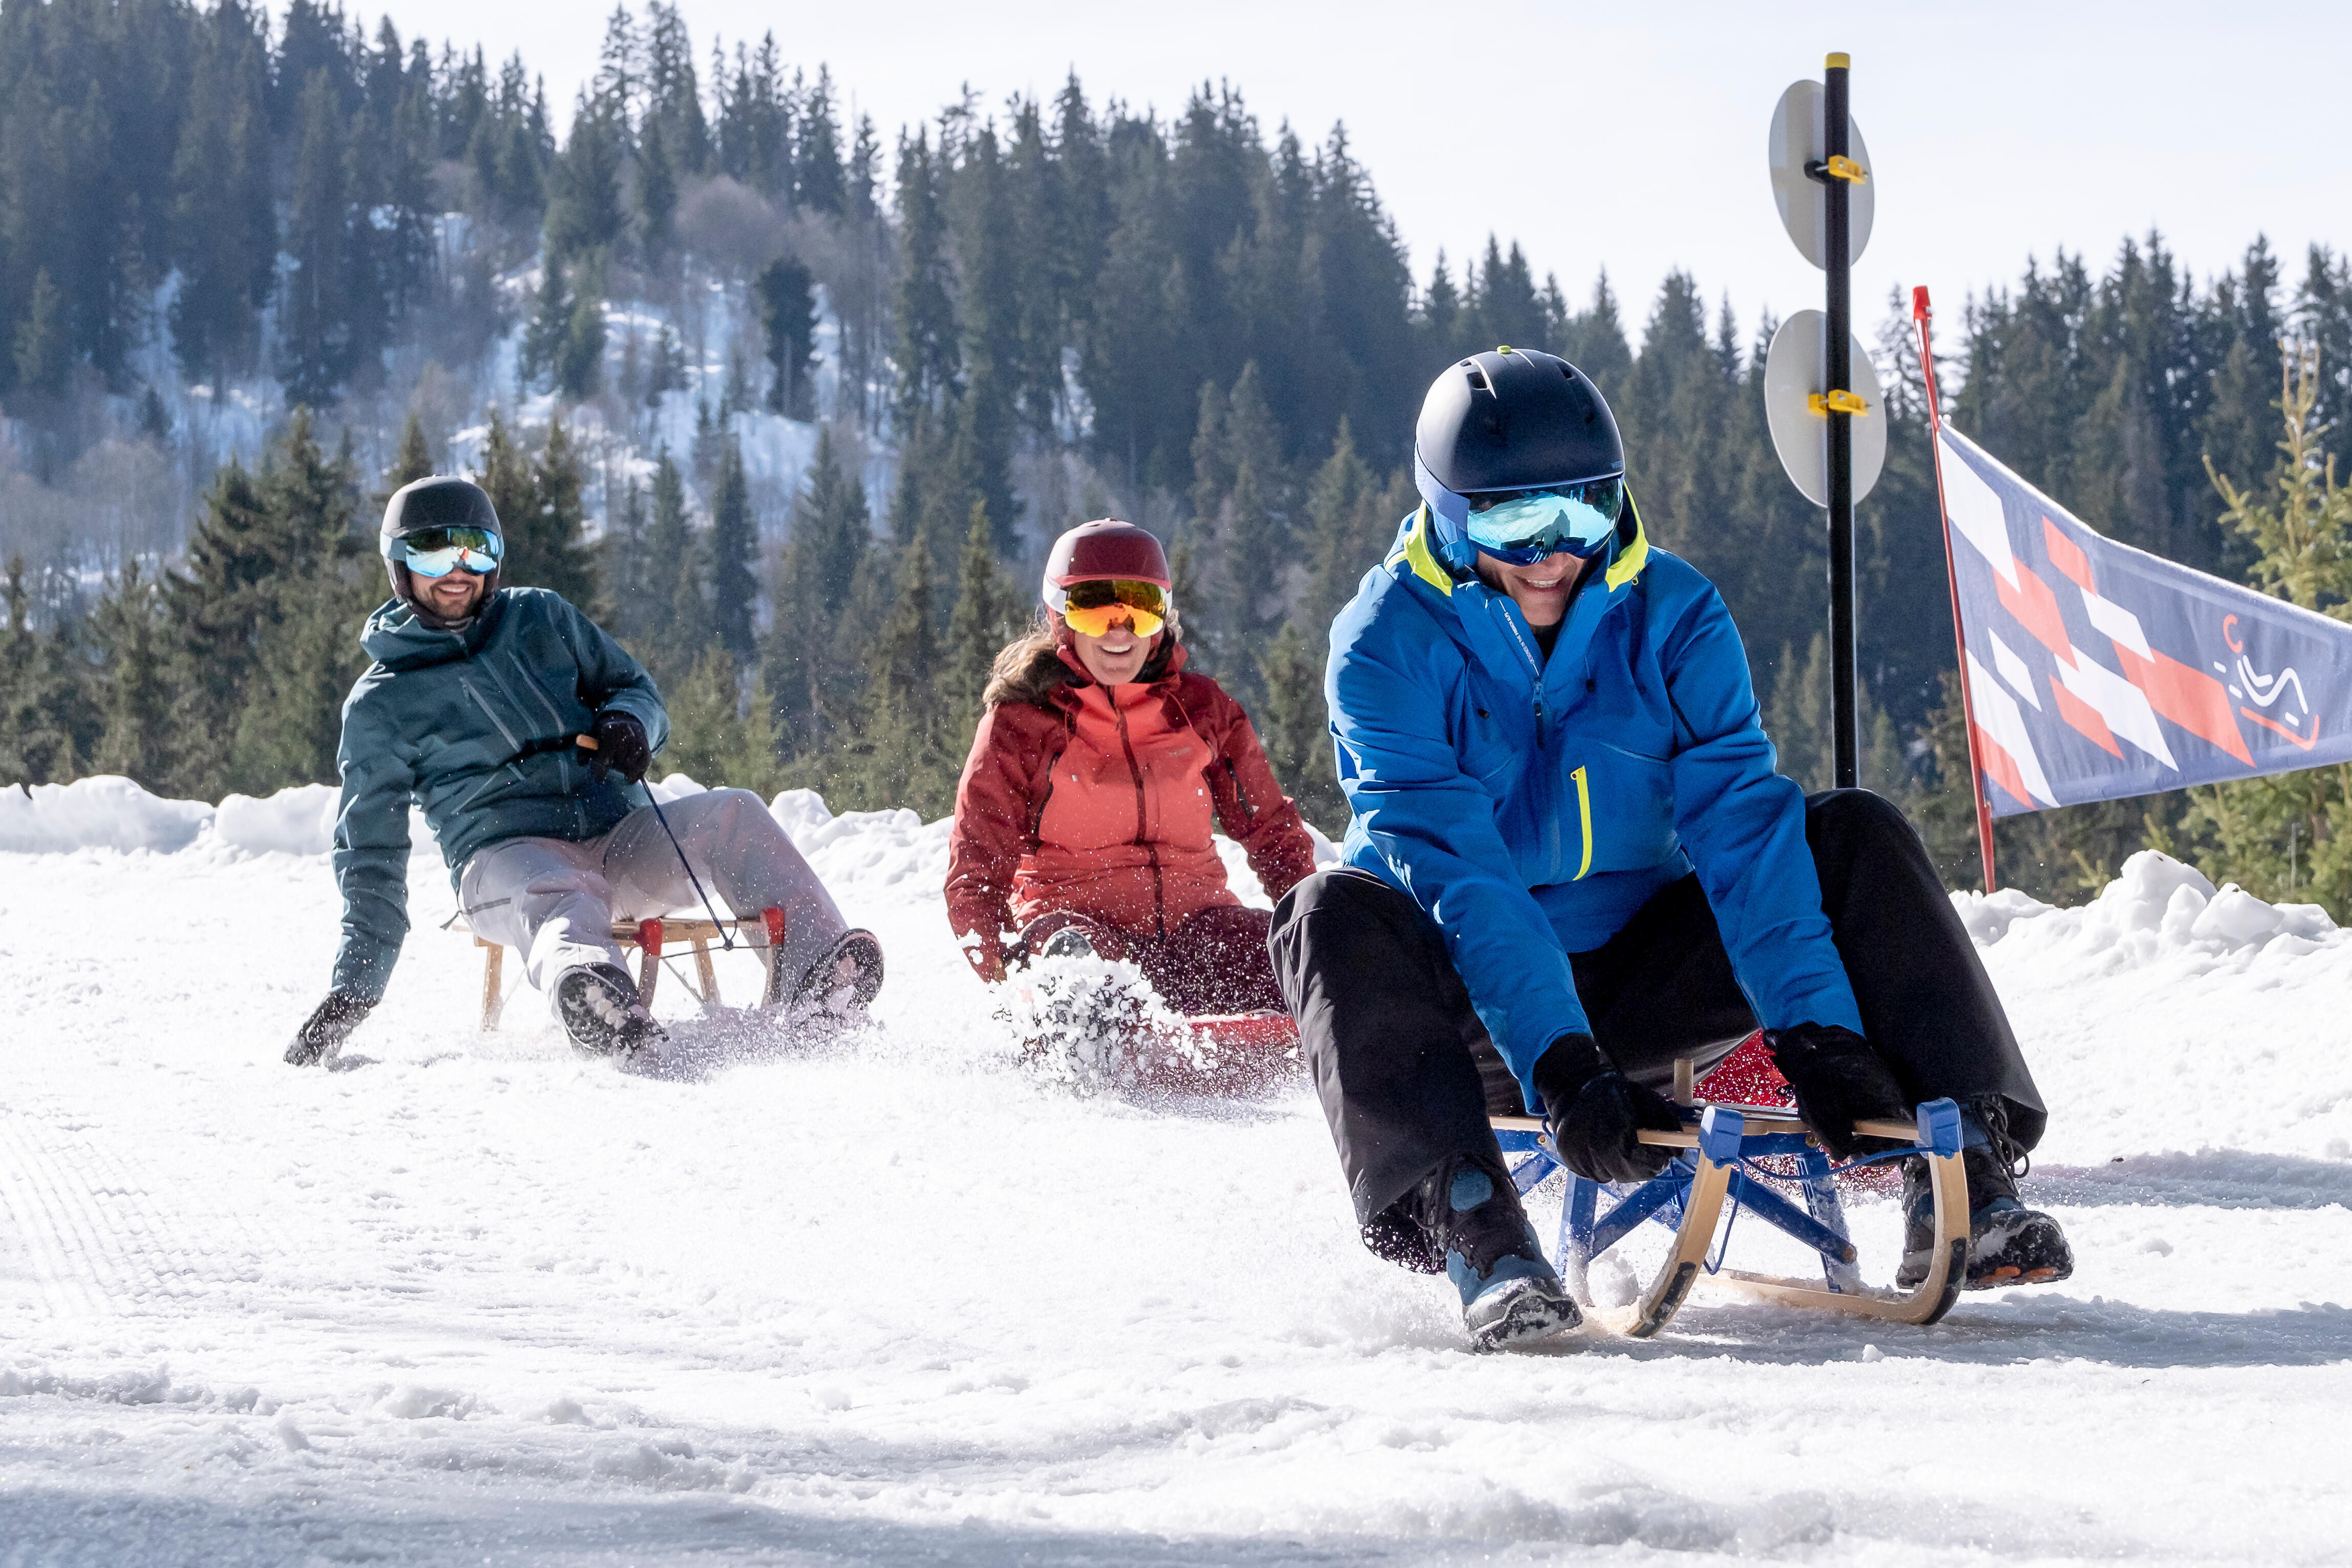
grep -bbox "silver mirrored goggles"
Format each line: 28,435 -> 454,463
1463,476 -> 1626,564
400,526 -> 503,578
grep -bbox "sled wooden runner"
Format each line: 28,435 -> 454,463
1493,1095 -> 1970,1339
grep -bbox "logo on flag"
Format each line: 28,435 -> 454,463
1937,425 -> 2352,816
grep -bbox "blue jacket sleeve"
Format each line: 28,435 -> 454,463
559,597 -> 669,757
1659,583 -> 1862,1034
329,694 -> 415,1003
1330,591 -> 1588,1095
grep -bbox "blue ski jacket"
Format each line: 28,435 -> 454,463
1328,503 -> 1861,1108
328,588 -> 669,1002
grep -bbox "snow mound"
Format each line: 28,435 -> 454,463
0,775 -> 214,853
772,789 -> 954,898
211,783 -> 339,856
1954,849 -> 2338,969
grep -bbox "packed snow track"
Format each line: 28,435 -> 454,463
3,777 -> 2348,1565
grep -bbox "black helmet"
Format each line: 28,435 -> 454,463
380,475 -> 501,557
381,475 -> 503,624
1412,348 -> 1623,568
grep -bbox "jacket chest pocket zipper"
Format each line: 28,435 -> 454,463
461,677 -> 524,756
1571,765 -> 1594,881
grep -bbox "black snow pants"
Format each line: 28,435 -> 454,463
1267,789 -> 2045,1250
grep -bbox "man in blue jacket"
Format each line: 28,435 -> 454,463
283,476 -> 881,1067
1268,349 -> 2069,1351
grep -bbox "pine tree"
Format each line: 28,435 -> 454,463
825,543 -> 957,816
168,6 -> 274,384
12,271 -> 69,398
637,113 -> 677,259
473,410 -> 537,564
893,129 -> 960,423
709,436 -> 759,666
88,558 -> 177,785
504,413 -> 600,609
280,70 -> 354,407
1256,619 -> 1341,833
756,254 -> 819,418
765,425 -> 871,758
387,413 -> 435,491
660,647 -> 782,795
2168,344 -> 2352,914
635,450 -> 696,685
544,96 -> 626,262
223,412 -> 371,794
944,500 -> 1025,740
555,257 -> 607,399
520,261 -> 576,391
601,476 -> 650,643
0,558 -> 84,786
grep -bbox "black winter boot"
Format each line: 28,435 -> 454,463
1896,1109 -> 2072,1289
1413,1153 -> 1583,1352
767,929 -> 885,1020
555,963 -> 667,1061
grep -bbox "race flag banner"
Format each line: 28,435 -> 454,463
1937,423 -> 2352,817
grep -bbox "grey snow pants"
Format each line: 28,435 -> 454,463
458,787 -> 850,1013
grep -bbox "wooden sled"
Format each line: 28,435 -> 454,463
454,907 -> 790,1031
1493,1066 -> 1969,1338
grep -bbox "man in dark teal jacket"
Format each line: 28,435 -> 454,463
1268,350 -> 2070,1351
284,477 -> 880,1066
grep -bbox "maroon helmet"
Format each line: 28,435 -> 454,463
1043,519 -> 1171,591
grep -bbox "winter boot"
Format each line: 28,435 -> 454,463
768,929 -> 885,1022
1417,1153 -> 1583,1352
1896,1126 -> 2072,1290
555,963 -> 666,1061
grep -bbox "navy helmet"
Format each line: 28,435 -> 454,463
1413,348 -> 1625,571
380,475 -> 504,622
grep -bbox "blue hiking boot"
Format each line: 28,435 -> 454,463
1422,1156 -> 1583,1352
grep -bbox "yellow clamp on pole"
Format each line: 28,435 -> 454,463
1807,389 -> 1870,418
1822,154 -> 1867,184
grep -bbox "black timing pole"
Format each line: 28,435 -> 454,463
1824,52 -> 1858,789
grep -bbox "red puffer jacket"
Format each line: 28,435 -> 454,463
946,633 -> 1319,978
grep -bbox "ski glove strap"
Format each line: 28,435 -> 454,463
1763,1022 -> 1910,1160
286,989 -> 374,1067
1532,1032 -> 1682,1184
588,710 -> 651,784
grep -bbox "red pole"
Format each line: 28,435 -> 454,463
1912,286 -> 1999,894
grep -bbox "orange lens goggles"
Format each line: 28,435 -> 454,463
1052,579 -> 1168,639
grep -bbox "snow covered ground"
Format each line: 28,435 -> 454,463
3,777 -> 2349,1565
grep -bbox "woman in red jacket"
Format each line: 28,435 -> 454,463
946,520 -> 1319,1014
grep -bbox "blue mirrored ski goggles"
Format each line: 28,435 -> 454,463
401,526 -> 503,578
1464,476 -> 1626,564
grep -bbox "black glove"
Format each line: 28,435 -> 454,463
286,989 -> 374,1066
1764,1022 -> 1910,1160
587,709 -> 651,785
1532,1032 -> 1684,1184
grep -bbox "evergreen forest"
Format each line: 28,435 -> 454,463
2,0 -> 2348,916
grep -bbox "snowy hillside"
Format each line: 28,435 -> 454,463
3,777 -> 2348,1565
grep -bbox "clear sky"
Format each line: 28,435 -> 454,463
361,0 -> 2352,352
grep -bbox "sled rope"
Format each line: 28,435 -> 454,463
646,791 -> 738,953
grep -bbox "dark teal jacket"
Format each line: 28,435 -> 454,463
1329,505 -> 1862,1108
329,588 -> 668,1000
